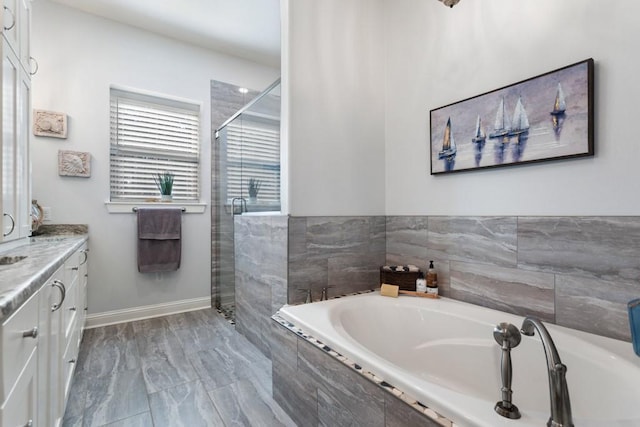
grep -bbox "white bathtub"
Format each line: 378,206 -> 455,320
278,292 -> 640,427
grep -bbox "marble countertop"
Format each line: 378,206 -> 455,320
0,234 -> 88,323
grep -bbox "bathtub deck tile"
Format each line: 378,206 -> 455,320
385,393 -> 441,427
318,387 -> 369,427
271,321 -> 319,427
269,318 -> 298,369
272,315 -> 453,427
297,337 -> 386,426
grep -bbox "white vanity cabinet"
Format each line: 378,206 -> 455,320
36,243 -> 88,427
0,290 -> 39,427
1,0 -> 31,242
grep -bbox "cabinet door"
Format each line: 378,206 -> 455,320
17,0 -> 28,72
0,348 -> 37,427
16,63 -> 29,237
1,39 -> 18,240
1,37 -> 28,240
37,267 -> 65,427
1,0 -> 19,53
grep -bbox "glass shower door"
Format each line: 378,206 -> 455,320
214,80 -> 281,320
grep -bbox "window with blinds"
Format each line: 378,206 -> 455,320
225,117 -> 280,205
110,88 -> 200,201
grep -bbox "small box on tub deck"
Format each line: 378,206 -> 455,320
379,265 -> 421,292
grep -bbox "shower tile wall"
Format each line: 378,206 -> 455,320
386,216 -> 640,341
211,80 -> 260,310
234,215 -> 288,358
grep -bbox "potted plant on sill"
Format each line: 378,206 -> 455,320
248,178 -> 261,203
154,171 -> 174,201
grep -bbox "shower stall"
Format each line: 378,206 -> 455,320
213,79 -> 281,320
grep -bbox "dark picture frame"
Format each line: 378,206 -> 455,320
430,58 -> 594,175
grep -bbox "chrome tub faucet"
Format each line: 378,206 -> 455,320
520,316 -> 574,427
493,322 -> 522,419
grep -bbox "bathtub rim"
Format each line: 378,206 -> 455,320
275,291 -> 640,427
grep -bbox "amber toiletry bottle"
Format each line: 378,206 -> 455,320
426,260 -> 438,296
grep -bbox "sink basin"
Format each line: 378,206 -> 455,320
0,255 -> 27,265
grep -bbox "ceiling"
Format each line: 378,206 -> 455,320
49,0 -> 281,68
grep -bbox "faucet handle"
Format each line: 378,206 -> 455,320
320,285 -> 336,301
297,288 -> 313,303
493,322 -> 522,349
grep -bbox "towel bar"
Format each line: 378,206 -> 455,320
132,207 -> 186,212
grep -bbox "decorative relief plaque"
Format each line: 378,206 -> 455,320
58,150 -> 91,177
34,109 -> 67,138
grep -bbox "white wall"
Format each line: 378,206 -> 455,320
284,0 -> 386,216
385,0 -> 639,216
31,0 -> 279,314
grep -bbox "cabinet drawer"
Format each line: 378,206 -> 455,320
61,327 -> 79,404
0,291 -> 38,402
0,347 -> 37,427
62,279 -> 78,342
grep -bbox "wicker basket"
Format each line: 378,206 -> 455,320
379,267 -> 420,291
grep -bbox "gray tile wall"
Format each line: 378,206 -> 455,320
288,216 -> 386,304
270,320 -> 440,427
234,215 -> 288,358
230,214 -> 639,426
232,214 -> 636,364
386,216 -> 640,341
233,215 -> 387,358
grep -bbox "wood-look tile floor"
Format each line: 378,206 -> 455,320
62,308 -> 296,427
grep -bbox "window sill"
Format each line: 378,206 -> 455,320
105,201 -> 207,214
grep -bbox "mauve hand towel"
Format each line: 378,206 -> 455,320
137,208 -> 182,273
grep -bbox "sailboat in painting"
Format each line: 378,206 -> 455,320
550,83 -> 566,115
438,117 -> 457,159
509,96 -> 530,136
472,115 -> 486,145
472,115 -> 486,167
488,97 -> 511,139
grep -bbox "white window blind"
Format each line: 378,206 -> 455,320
110,88 -> 200,201
226,118 -> 280,204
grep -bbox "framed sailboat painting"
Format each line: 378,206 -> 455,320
430,58 -> 594,175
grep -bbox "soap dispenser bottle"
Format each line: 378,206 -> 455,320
426,260 -> 438,296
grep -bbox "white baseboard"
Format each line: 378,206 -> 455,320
85,296 -> 212,329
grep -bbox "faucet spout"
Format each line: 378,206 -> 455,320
520,317 -> 574,427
